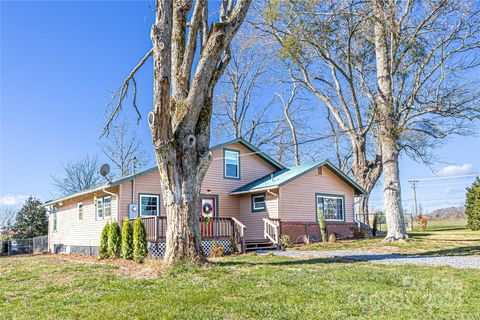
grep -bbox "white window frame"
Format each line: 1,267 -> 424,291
316,195 -> 344,222
96,196 -> 111,220
96,197 -> 104,220
103,196 -> 111,218
139,194 -> 160,217
77,202 -> 83,221
252,194 -> 266,212
224,149 -> 240,179
52,208 -> 57,232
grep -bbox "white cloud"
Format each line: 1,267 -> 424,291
0,194 -> 29,206
438,163 -> 475,177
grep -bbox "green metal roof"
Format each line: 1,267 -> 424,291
45,138 -> 285,205
210,137 -> 285,170
230,160 -> 367,195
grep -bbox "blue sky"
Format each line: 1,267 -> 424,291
1,1 -> 479,213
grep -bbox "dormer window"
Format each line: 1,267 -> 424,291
224,149 -> 240,179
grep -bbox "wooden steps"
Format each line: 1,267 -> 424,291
245,239 -> 277,251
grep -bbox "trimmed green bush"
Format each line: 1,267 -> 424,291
98,223 -> 109,259
121,218 -> 133,260
133,217 -> 148,263
466,178 -> 480,231
371,212 -> 379,237
280,234 -> 292,249
108,221 -> 121,259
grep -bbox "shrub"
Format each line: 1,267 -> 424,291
108,221 -> 121,259
98,223 -> 109,259
280,234 -> 292,249
133,217 -> 148,263
328,233 -> 337,243
229,237 -> 239,254
121,218 -> 133,260
351,226 -> 365,239
371,213 -> 378,237
209,241 -> 225,258
466,178 -> 480,231
418,215 -> 428,231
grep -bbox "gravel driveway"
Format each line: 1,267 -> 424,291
271,250 -> 480,269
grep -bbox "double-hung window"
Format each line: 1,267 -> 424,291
251,193 -> 266,212
96,196 -> 111,220
316,194 -> 344,221
139,194 -> 160,216
77,202 -> 83,221
224,149 -> 240,179
104,197 -> 111,218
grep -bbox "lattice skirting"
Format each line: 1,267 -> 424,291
148,239 -> 233,258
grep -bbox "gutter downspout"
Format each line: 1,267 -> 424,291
102,188 -> 119,222
353,196 -> 362,228
267,189 -> 278,197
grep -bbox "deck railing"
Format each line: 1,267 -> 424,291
128,216 -> 243,249
231,217 -> 246,253
263,218 -> 280,246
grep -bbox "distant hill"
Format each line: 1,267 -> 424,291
427,207 -> 466,220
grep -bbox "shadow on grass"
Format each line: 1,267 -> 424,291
413,226 -> 468,232
215,257 -> 342,267
419,246 -> 480,257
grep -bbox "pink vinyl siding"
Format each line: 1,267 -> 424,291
119,173 -> 165,222
278,166 -> 355,222
238,191 -> 279,240
202,142 -> 277,218
118,142 -> 277,223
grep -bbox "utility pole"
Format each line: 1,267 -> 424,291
408,180 -> 419,216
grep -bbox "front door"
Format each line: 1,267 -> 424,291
200,197 -> 217,238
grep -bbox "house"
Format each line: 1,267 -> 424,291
45,138 -> 366,256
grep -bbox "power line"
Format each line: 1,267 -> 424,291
369,197 -> 465,204
415,181 -> 473,187
411,174 -> 479,181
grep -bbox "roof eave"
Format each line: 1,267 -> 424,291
229,186 -> 280,195
210,137 -> 286,170
43,184 -> 113,206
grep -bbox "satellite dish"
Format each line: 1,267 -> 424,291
100,164 -> 110,177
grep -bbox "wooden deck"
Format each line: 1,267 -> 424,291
128,216 -> 247,252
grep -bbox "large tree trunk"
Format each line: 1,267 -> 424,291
381,135 -> 407,239
105,0 -> 252,265
158,147 -> 209,264
351,136 -> 382,224
372,0 -> 407,240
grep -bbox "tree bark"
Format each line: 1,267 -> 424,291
372,0 -> 407,240
149,0 -> 252,265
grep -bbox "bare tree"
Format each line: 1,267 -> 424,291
0,208 -> 16,230
101,122 -> 150,177
213,29 -> 287,149
326,109 -> 353,173
275,76 -> 302,165
105,0 -> 252,264
258,0 -> 383,221
51,155 -> 104,196
371,0 -> 480,240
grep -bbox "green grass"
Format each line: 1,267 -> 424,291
0,254 -> 480,320
299,220 -> 480,256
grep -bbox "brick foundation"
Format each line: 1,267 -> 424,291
281,221 -> 357,243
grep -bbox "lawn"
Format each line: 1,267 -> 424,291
298,220 -> 480,256
1,254 -> 480,319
